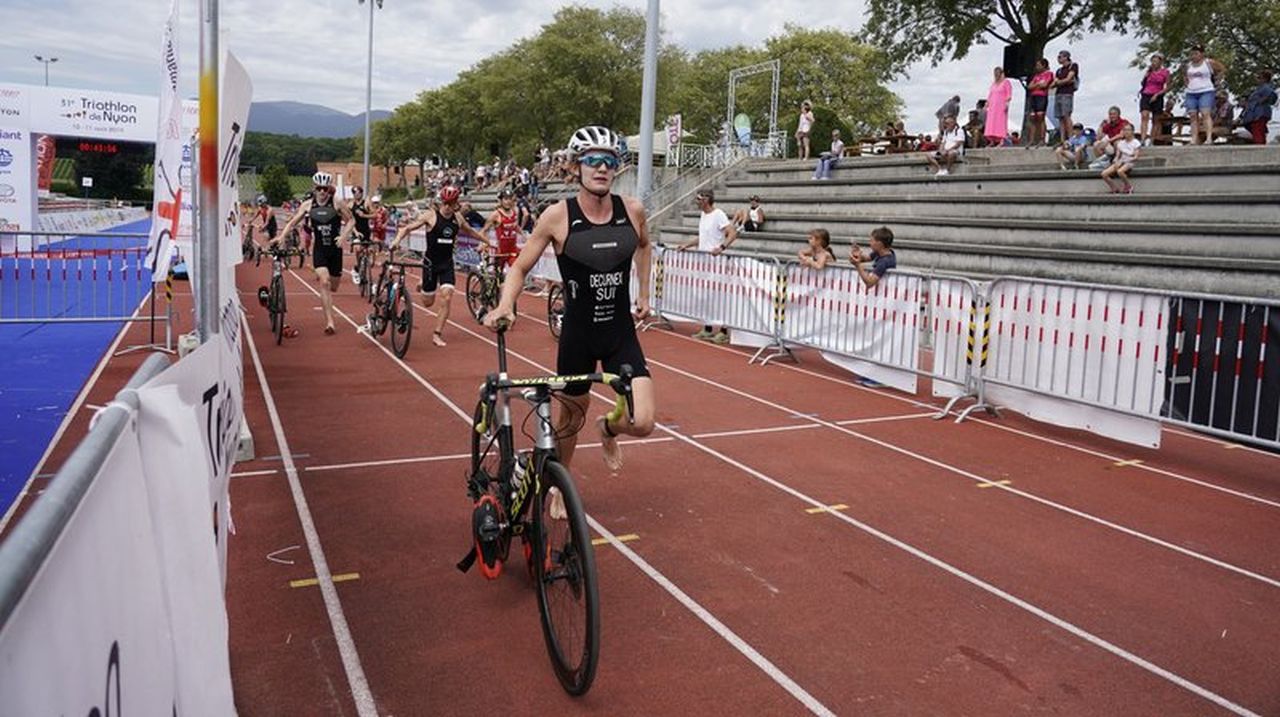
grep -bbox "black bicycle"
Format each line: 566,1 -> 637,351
459,319 -> 634,696
546,282 -> 565,339
263,246 -> 302,345
465,251 -> 517,322
365,249 -> 423,358
351,238 -> 382,300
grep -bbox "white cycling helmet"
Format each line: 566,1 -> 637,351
567,125 -> 621,158
370,194 -> 382,203
311,171 -> 333,187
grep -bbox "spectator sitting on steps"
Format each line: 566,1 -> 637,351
797,228 -> 836,270
849,226 -> 897,288
1238,70 -> 1277,145
730,195 -> 766,232
926,115 -> 965,177
1055,123 -> 1093,170
813,129 -> 845,180
1091,106 -> 1131,165
1101,123 -> 1141,194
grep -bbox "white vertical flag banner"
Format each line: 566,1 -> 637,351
145,0 -> 183,280
217,52 -> 253,315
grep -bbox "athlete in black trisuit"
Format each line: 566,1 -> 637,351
274,171 -> 356,334
483,125 -> 657,485
349,185 -> 373,283
389,184 -> 488,347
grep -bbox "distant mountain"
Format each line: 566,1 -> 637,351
248,101 -> 392,139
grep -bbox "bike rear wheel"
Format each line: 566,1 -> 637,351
390,283 -> 413,357
465,269 -> 486,321
547,283 -> 565,340
357,254 -> 369,298
270,274 -> 286,345
534,460 -> 600,696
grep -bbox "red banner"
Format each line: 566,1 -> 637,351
35,134 -> 55,194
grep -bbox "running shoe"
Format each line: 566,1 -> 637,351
692,328 -> 714,340
711,331 -> 730,345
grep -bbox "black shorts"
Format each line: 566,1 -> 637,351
557,327 -> 650,397
314,244 -> 342,276
1140,93 -> 1165,113
1028,95 -> 1048,114
421,261 -> 455,293
742,220 -> 760,232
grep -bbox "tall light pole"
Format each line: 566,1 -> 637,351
33,55 -> 58,86
636,0 -> 659,204
358,0 -> 382,195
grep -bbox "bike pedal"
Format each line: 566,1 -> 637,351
472,495 -> 505,580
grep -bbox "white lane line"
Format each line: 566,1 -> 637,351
968,417 -> 1280,510
435,307 -> 1261,717
286,278 -> 835,715
241,312 -> 378,717
230,468 -> 279,478
0,291 -> 151,535
836,412 -> 937,426
649,357 -> 1280,591
1163,427 -> 1280,458
654,327 -> 1280,510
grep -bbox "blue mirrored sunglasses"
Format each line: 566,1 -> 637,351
579,153 -> 620,170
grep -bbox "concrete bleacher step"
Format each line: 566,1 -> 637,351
702,192 -> 1280,225
674,211 -> 1280,260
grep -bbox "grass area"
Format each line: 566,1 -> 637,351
52,158 -> 76,181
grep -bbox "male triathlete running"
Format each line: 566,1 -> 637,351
389,184 -> 488,347
252,195 -> 278,246
349,185 -> 373,284
483,125 -> 656,481
275,171 -> 356,334
480,187 -> 525,267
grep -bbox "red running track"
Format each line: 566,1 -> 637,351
34,256 -> 1280,716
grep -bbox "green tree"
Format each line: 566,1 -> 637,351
864,0 -> 1152,70
259,164 -> 292,205
1136,0 -> 1280,98
765,26 -> 901,137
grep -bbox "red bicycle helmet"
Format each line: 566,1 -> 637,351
439,185 -> 461,204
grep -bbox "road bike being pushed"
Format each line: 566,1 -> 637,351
465,251 -> 518,322
364,249 -> 423,358
256,246 -> 304,345
458,319 -> 635,696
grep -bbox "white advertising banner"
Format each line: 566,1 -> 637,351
0,429 -> 180,715
658,249 -> 776,341
27,86 -> 158,144
0,126 -> 35,234
145,0 -> 184,280
218,52 -> 253,301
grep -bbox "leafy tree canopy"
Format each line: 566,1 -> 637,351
1135,0 -> 1280,98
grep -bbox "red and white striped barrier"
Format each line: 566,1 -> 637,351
983,278 -> 1168,447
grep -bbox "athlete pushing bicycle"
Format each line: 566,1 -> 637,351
483,125 -> 657,490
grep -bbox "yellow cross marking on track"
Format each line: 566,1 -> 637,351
976,480 -> 1012,489
290,572 -> 361,589
1112,459 -> 1145,468
592,533 -> 639,547
805,504 -> 848,514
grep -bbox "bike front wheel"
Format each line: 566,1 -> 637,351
547,283 -> 565,340
465,269 -> 486,321
270,274 -> 286,345
534,460 -> 600,696
390,283 -> 413,357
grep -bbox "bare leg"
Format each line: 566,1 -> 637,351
315,267 -> 337,332
1202,110 -> 1214,145
432,285 -> 454,345
555,393 -> 592,471
596,376 -> 655,473
1140,110 -> 1151,141
1190,112 -> 1203,144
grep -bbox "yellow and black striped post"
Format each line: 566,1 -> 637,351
165,269 -> 174,304
773,267 -> 788,331
965,299 -> 991,368
965,299 -> 978,366
979,301 -> 990,368
653,251 -> 665,303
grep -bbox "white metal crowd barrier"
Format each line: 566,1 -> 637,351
654,248 -> 778,345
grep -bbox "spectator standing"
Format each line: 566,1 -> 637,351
795,101 -> 815,159
1183,44 -> 1227,145
1238,71 -> 1278,145
678,189 -> 736,344
926,115 -> 965,177
1101,124 -> 1141,194
936,95 -> 961,134
730,195 -> 766,232
1138,53 -> 1170,144
1028,58 -> 1054,146
985,67 -> 1013,146
813,129 -> 845,180
849,226 -> 896,288
1052,50 -> 1080,138
797,228 -> 836,270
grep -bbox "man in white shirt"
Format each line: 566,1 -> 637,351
678,189 -> 736,344
926,115 -> 965,176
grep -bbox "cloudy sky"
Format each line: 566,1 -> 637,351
1,0 -> 1150,138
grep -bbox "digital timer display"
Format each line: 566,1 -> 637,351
78,142 -> 119,154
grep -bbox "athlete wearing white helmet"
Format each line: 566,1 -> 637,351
483,125 -> 655,491
275,170 -> 357,334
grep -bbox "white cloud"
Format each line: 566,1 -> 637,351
0,0 -> 1152,136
